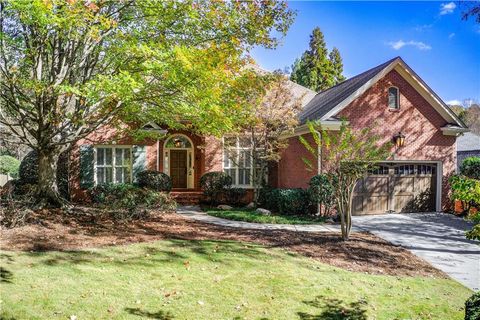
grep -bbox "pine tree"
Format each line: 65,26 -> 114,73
290,27 -> 345,91
329,47 -> 346,84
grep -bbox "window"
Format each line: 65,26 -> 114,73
95,146 -> 131,184
388,87 -> 399,109
394,164 -> 415,175
368,165 -> 389,175
223,137 -> 263,187
417,164 -> 436,175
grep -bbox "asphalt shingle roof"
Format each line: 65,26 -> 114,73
457,132 -> 480,152
298,57 -> 400,124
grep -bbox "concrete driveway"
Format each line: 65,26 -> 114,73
353,213 -> 479,291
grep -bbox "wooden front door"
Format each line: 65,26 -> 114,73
352,163 -> 436,215
170,150 -> 187,188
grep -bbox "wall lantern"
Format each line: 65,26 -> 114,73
394,132 -> 406,148
174,139 -> 183,148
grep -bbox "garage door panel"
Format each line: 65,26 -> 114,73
353,196 -> 364,214
365,195 -> 388,214
393,177 -> 415,193
364,177 -> 389,193
394,195 -> 415,212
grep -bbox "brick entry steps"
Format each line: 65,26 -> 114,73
171,191 -> 204,205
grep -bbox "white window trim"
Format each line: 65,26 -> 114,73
388,86 -> 400,109
222,136 -> 264,188
94,145 -> 133,185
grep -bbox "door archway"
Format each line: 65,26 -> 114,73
163,134 -> 194,189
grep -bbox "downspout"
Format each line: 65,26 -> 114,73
156,139 -> 160,171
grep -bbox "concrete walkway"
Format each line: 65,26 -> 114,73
176,205 -> 342,232
352,213 -> 479,291
176,206 -> 479,291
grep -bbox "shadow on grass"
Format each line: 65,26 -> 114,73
297,295 -> 368,320
0,267 -> 13,283
24,240 -> 266,270
125,307 -> 174,319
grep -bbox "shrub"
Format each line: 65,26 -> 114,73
460,157 -> 480,180
18,150 -> 70,199
137,170 -> 172,192
259,187 -> 310,215
225,187 -> 247,205
0,155 -> 20,178
18,151 -> 38,184
465,292 -> 480,320
89,184 -> 176,220
200,171 -> 232,204
449,175 -> 480,214
308,174 -> 336,215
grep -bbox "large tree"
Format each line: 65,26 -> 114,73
449,99 -> 480,134
300,121 -> 391,240
228,70 -> 303,204
290,27 -> 345,92
0,0 -> 294,206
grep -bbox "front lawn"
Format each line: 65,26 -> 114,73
0,239 -> 471,320
206,207 -> 326,224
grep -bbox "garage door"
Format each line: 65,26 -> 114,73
352,163 -> 437,215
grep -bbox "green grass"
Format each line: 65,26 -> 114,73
0,240 -> 471,319
206,208 -> 326,224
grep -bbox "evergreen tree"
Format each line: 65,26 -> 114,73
329,47 -> 346,84
290,27 -> 345,91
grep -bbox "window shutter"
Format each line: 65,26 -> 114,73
79,145 -> 94,189
132,145 -> 146,182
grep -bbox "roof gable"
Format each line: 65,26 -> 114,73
299,57 -> 467,129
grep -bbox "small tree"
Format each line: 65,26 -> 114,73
227,71 -> 303,204
300,121 -> 391,240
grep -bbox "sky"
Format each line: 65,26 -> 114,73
251,1 -> 480,106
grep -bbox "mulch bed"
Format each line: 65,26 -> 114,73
0,207 -> 445,278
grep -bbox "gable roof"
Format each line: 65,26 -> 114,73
457,132 -> 480,152
298,57 -> 467,129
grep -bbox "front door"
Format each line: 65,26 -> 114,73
170,150 -> 187,188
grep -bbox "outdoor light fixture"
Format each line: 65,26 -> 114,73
394,132 -> 406,148
174,139 -> 182,148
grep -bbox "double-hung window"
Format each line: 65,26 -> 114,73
95,146 -> 131,184
388,87 -> 400,109
223,137 -> 258,187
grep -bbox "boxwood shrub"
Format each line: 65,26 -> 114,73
89,183 -> 176,218
137,170 -> 172,192
460,156 -> 480,180
465,291 -> 480,320
259,187 -> 310,215
200,171 -> 232,204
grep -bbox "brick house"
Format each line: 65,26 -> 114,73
70,57 -> 468,214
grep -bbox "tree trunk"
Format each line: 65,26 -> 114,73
36,148 -> 64,208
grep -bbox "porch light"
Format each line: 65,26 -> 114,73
394,132 -> 406,148
174,139 -> 183,148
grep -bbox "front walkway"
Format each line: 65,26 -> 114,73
176,206 -> 341,232
352,213 -> 479,291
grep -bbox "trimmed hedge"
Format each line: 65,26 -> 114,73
308,174 -> 336,214
460,157 -> 480,180
259,187 -> 310,215
89,183 -> 176,218
465,292 -> 480,320
137,170 -> 172,192
200,171 -> 232,204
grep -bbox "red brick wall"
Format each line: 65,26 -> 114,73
275,69 -> 456,210
70,126 -> 158,201
276,133 -> 318,189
